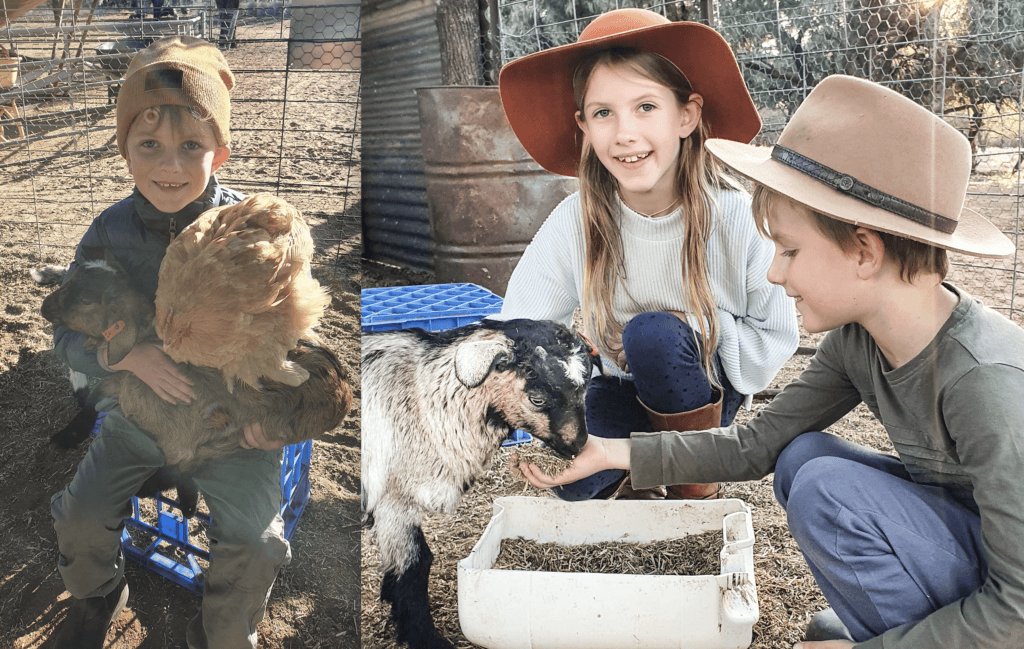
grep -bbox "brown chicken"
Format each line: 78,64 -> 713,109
154,193 -> 331,391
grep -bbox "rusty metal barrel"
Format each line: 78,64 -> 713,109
416,86 -> 575,297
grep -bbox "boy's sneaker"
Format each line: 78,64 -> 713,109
804,607 -> 855,642
53,577 -> 128,649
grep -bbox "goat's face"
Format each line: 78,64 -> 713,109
478,319 -> 593,458
40,261 -> 153,364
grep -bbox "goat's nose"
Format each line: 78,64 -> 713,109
40,293 -> 59,322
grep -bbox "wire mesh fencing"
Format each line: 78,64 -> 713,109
0,0 -> 360,274
496,0 -> 1024,325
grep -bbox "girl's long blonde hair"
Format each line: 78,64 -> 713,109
574,47 -> 734,388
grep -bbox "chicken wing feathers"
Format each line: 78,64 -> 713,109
154,193 -> 330,390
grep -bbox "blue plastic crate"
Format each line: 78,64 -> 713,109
92,413 -> 312,594
362,283 -> 533,446
500,428 -> 533,447
361,283 -> 503,332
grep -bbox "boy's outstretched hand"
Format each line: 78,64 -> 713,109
512,435 -> 631,489
106,342 -> 195,405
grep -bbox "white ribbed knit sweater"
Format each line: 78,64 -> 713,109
495,189 -> 799,396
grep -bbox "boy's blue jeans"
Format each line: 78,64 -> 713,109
50,400 -> 291,649
554,311 -> 745,501
774,431 -> 986,642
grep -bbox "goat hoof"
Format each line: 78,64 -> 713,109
177,486 -> 199,519
420,634 -> 455,649
427,635 -> 455,649
48,409 -> 101,449
49,427 -> 88,449
395,630 -> 454,649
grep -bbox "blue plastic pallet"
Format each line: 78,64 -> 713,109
361,283 -> 503,332
92,413 -> 312,594
362,283 -> 532,447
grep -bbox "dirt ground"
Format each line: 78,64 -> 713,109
360,169 -> 1023,649
0,13 -> 361,649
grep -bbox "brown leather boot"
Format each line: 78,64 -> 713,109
664,482 -> 722,499
606,472 -> 667,500
638,392 -> 724,500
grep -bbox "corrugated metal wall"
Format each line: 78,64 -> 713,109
361,0 -> 442,272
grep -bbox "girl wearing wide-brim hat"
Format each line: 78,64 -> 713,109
496,8 -> 799,500
523,74 -> 1024,649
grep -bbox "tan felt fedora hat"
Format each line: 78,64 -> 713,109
706,75 -> 1013,258
498,8 -> 761,177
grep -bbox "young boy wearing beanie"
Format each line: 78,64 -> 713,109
518,75 -> 1024,648
49,36 -> 290,649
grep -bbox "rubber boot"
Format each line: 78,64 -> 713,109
804,607 -> 855,642
638,392 -> 724,500
52,577 -> 128,649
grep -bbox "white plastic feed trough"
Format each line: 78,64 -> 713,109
457,496 -> 758,649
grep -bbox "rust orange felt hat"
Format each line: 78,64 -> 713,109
498,8 -> 761,177
706,75 -> 1013,258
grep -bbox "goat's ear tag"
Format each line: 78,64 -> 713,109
454,339 -> 508,389
102,320 -> 125,341
577,331 -> 600,357
105,317 -> 139,367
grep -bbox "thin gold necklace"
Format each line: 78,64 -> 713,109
626,196 -> 681,218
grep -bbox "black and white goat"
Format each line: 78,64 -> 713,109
362,318 -> 596,649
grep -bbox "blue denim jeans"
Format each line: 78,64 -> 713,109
554,312 -> 744,501
774,431 -> 985,642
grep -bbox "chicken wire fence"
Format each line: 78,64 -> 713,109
0,0 -> 360,272
495,0 -> 1024,325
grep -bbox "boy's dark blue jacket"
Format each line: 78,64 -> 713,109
53,177 -> 244,377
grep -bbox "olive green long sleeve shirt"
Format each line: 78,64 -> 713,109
630,285 -> 1024,648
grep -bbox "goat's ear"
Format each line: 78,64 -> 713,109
576,332 -> 603,376
104,318 -> 139,366
454,339 -> 509,389
101,254 -> 128,277
102,297 -> 142,366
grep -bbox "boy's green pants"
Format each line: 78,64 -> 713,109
50,401 -> 291,649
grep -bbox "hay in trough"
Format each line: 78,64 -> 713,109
492,529 -> 724,577
511,441 -> 574,478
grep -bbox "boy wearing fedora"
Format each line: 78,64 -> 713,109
518,74 -> 1024,648
48,36 -> 289,648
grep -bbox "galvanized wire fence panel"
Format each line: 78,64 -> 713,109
497,0 -> 1024,325
0,0 -> 360,273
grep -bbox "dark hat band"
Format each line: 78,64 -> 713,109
771,145 -> 959,234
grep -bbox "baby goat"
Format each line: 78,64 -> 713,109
362,319 -> 596,649
33,265 -> 201,517
40,260 -> 353,473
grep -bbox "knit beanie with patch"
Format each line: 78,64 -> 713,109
116,35 -> 234,157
